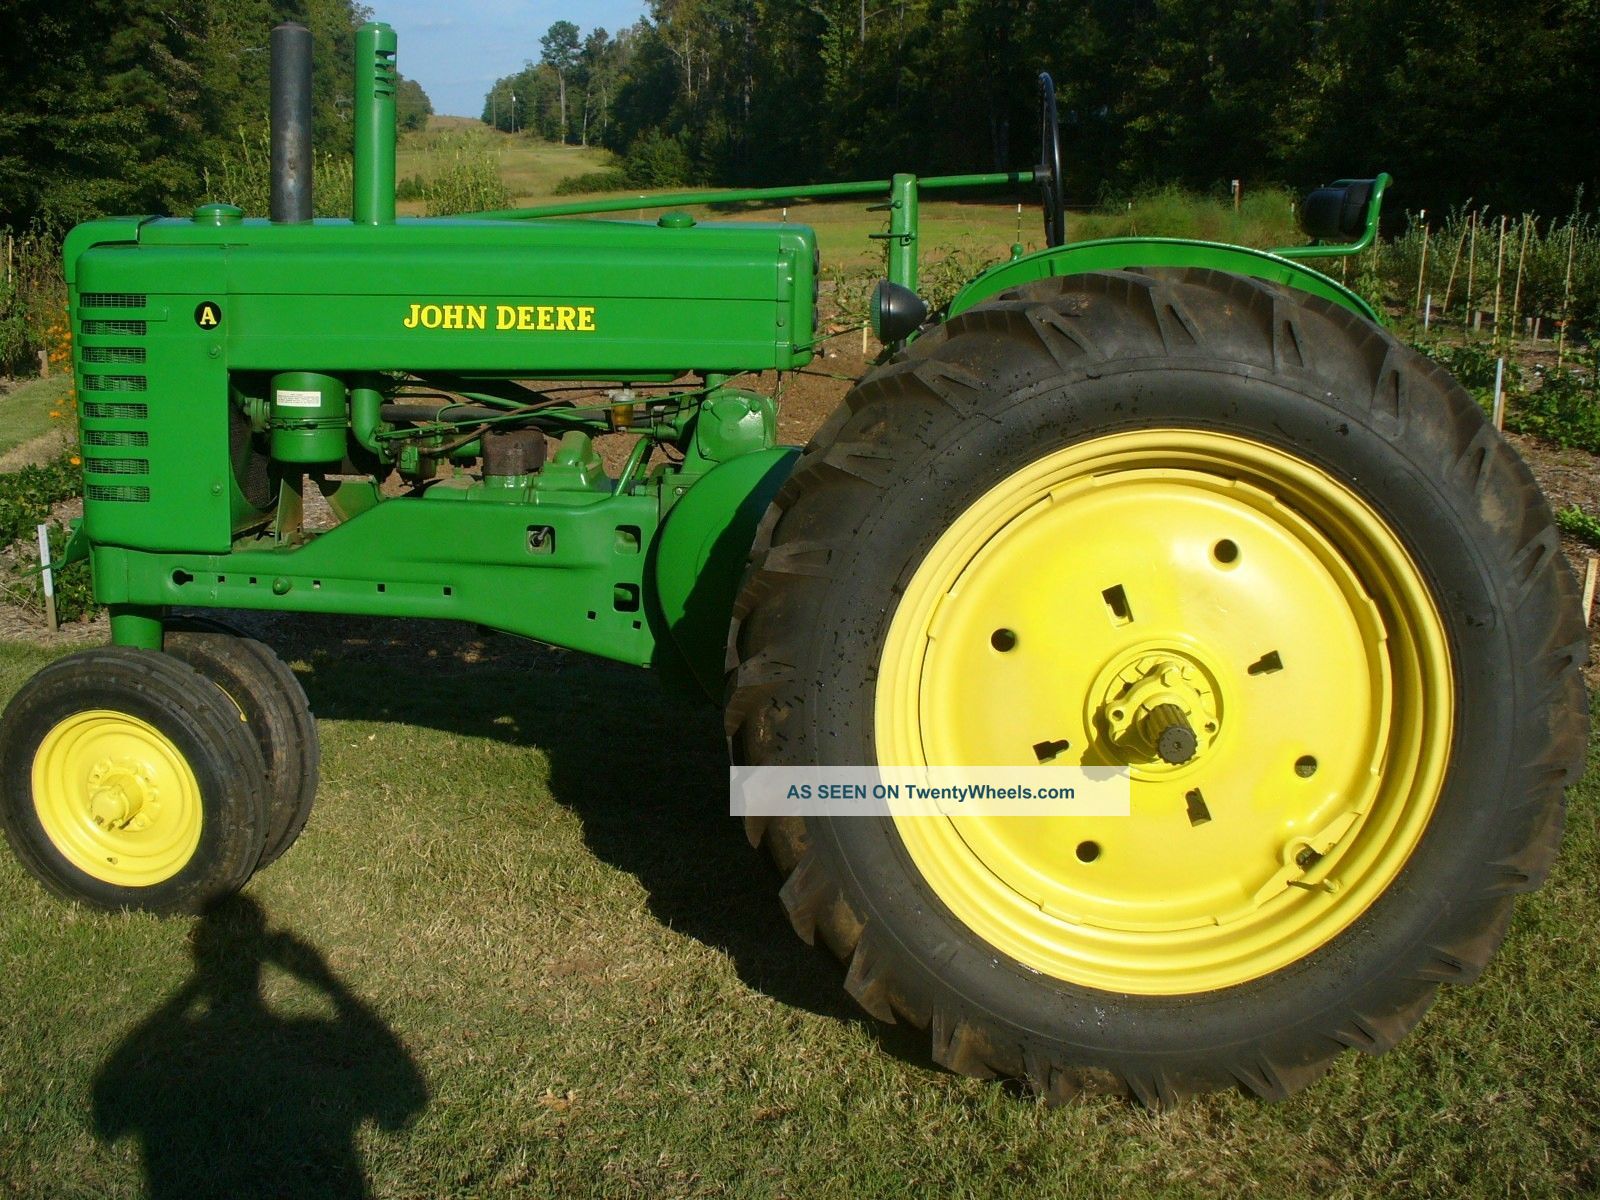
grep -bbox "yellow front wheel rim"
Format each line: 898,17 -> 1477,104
32,710 -> 203,887
875,430 -> 1453,995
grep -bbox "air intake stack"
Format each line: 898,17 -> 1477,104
353,22 -> 399,225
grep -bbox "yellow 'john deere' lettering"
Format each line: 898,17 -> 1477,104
404,302 -> 595,332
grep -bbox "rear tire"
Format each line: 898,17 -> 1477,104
727,269 -> 1588,1104
164,629 -> 319,869
0,647 -> 269,914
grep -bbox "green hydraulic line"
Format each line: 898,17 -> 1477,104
615,435 -> 652,494
918,172 -> 1037,191
468,171 -> 1035,222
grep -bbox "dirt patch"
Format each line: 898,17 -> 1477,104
0,427 -> 71,473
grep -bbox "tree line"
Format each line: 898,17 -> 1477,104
0,0 -> 431,232
485,0 -> 1600,218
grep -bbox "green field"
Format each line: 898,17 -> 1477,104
395,123 -> 614,217
395,123 -> 1308,269
0,624 -> 1596,1198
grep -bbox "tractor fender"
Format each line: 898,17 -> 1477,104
650,446 -> 800,700
946,237 -> 1379,323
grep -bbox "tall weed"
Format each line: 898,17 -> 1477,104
1072,184 -> 1303,247
0,231 -> 66,376
201,128 -> 354,218
421,144 -> 511,215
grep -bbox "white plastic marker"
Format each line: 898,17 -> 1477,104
35,523 -> 56,633
1584,557 -> 1598,628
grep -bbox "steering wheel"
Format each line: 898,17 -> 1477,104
1036,72 -> 1065,247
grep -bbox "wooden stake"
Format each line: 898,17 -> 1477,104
1558,222 -> 1576,369
1510,215 -> 1531,347
1465,211 -> 1478,322
1441,222 -> 1467,316
1492,214 -> 1507,344
1414,214 -> 1430,314
1583,556 -> 1598,628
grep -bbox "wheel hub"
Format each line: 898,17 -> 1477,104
87,759 -> 158,831
32,710 -> 203,886
1096,652 -> 1217,770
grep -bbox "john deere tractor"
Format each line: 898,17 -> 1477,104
0,23 -> 1585,1105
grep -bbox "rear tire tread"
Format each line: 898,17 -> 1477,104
728,267 -> 1588,1105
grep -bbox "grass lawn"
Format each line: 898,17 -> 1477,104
0,622 -> 1596,1198
0,376 -> 71,459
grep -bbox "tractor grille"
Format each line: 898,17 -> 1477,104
85,457 -> 149,475
81,374 -> 147,392
81,319 -> 147,337
81,346 -> 146,365
76,293 -> 150,505
78,292 -> 148,309
83,429 -> 149,448
86,484 -> 152,503
83,402 -> 149,421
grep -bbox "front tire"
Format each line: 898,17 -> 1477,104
164,628 -> 320,869
0,647 -> 270,913
727,269 -> 1587,1103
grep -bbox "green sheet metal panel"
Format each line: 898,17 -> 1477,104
72,244 -> 234,554
131,216 -> 817,375
91,485 -> 661,666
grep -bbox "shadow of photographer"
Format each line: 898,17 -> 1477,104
192,613 -> 932,1069
93,895 -> 427,1200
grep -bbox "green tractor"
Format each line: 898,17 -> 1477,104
0,22 -> 1585,1105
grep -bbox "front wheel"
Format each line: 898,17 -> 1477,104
0,647 -> 270,913
164,626 -> 320,869
727,269 -> 1587,1103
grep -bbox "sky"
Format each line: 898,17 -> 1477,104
367,1 -> 649,119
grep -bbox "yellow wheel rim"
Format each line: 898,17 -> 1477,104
875,430 -> 1452,995
32,710 -> 203,887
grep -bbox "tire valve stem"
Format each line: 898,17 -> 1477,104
1296,846 -> 1323,869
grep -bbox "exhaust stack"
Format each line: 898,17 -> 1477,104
269,22 -> 314,223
